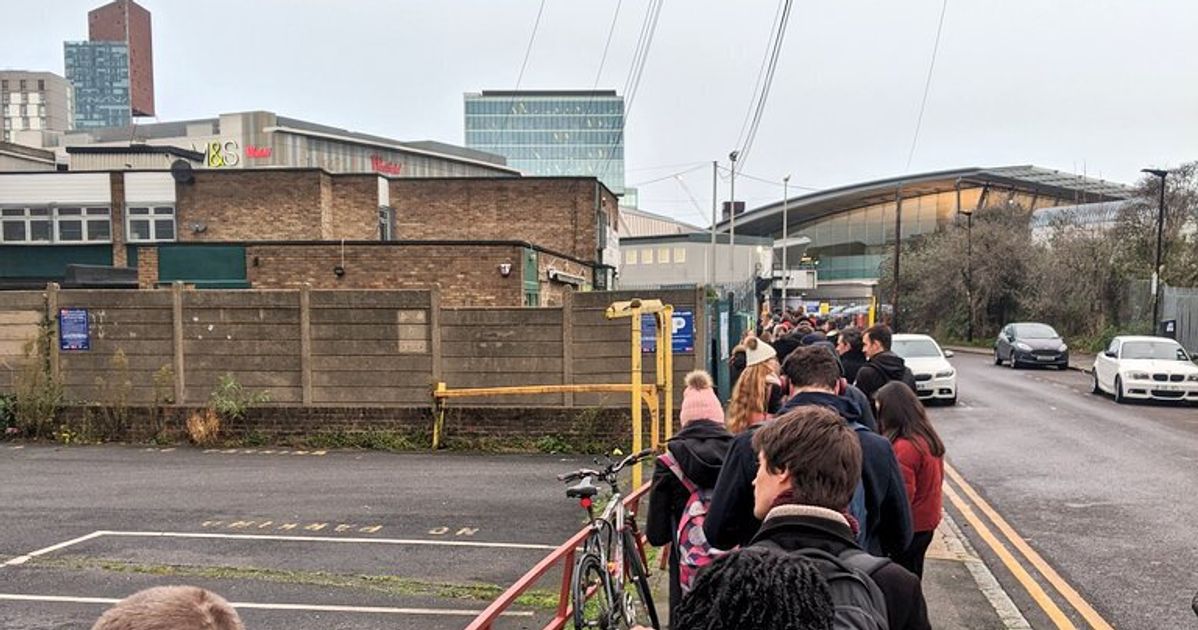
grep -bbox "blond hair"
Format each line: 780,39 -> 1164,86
92,586 -> 244,630
727,361 -> 776,434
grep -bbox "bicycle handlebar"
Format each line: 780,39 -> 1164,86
557,449 -> 656,484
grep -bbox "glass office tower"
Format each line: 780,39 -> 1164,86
64,41 -> 131,129
464,90 -> 626,197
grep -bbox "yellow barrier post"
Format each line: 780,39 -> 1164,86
629,303 -> 643,488
432,382 -> 447,449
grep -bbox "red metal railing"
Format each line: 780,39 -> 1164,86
465,481 -> 653,630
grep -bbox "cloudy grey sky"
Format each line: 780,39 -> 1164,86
6,0 -> 1196,225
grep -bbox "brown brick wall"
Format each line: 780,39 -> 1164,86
178,171 -> 325,241
328,175 -> 379,240
246,243 -> 524,307
110,172 -> 127,266
388,178 -> 616,262
136,246 -> 158,288
536,251 -> 591,307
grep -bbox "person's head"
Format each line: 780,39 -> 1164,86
759,330 -> 774,343
744,336 -> 777,369
822,320 -> 836,332
795,323 -> 815,337
92,586 -> 244,630
874,381 -> 945,457
781,345 -> 841,395
837,326 -> 863,356
752,406 -> 862,518
862,324 -> 893,359
679,370 -> 725,426
673,547 -> 834,630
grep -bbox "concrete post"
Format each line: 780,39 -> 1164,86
561,289 -> 574,407
299,285 -> 312,405
429,287 -> 443,385
46,282 -> 60,380
171,281 -> 185,404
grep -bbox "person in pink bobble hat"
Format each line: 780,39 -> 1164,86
645,370 -> 735,626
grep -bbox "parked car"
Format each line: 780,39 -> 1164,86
1091,335 -> 1198,404
994,322 -> 1069,370
891,333 -> 957,405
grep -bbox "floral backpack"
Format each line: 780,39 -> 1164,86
658,450 -> 726,592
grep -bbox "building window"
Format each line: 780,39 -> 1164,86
0,207 -> 110,244
641,248 -> 653,264
658,247 -> 671,264
18,80 -> 26,91
127,206 -> 176,242
624,249 -> 637,265
37,79 -> 45,91
674,247 -> 686,263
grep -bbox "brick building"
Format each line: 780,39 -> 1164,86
0,168 -> 617,306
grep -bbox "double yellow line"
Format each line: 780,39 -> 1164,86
943,462 -> 1113,630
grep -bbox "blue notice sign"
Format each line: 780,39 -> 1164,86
59,308 -> 90,351
641,309 -> 695,354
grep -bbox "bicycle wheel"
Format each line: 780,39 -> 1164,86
573,552 -> 615,629
621,531 -> 661,629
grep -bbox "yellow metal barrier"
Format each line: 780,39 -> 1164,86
432,298 -> 676,488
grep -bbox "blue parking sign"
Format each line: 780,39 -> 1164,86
641,309 -> 695,354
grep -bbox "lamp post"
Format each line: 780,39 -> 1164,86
1141,168 -> 1168,331
781,175 -> 790,311
729,150 -> 739,278
956,178 -> 974,342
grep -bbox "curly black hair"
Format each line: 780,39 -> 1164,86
673,547 -> 834,629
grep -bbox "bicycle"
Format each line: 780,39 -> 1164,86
558,449 -> 661,630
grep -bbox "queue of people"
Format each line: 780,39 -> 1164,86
646,322 -> 945,629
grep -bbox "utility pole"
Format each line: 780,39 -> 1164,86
781,175 -> 790,311
729,150 -> 739,278
1141,168 -> 1168,331
710,160 -> 717,287
892,186 -> 903,332
956,178 -> 974,342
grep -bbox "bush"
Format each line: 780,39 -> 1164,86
12,323 -> 63,439
185,408 -> 222,446
209,373 -> 270,422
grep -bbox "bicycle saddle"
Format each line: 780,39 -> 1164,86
566,478 -> 599,499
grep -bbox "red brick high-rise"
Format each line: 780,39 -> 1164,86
87,0 -> 154,117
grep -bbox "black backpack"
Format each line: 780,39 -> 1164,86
759,541 -> 890,630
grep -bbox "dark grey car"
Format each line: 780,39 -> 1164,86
995,322 -> 1069,369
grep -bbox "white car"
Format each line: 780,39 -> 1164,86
891,334 -> 958,405
1092,335 -> 1198,404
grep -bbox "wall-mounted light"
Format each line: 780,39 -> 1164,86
498,263 -> 512,277
190,222 -> 207,233
333,265 -> 345,277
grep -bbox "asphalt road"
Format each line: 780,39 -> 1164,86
933,352 -> 1198,629
0,447 -> 604,629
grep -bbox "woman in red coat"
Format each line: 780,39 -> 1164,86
875,381 -> 945,578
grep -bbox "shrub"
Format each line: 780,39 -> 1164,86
91,349 -> 132,440
185,408 -> 222,446
12,323 -> 63,440
209,373 -> 270,422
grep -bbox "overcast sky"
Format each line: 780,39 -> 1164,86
6,0 -> 1196,225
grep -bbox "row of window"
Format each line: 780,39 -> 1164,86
465,99 -> 623,116
623,247 -> 688,266
3,104 -> 46,116
0,206 -> 175,244
2,117 -> 46,130
0,79 -> 47,92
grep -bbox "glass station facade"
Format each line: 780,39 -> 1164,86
464,90 -> 625,196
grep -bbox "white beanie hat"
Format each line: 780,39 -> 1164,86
744,337 -> 777,367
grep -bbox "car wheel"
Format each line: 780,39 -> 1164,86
994,350 -> 1003,366
1009,352 -> 1019,369
1114,376 -> 1126,404
1091,372 -> 1102,395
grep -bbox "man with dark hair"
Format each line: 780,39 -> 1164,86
856,324 -> 917,400
704,346 -> 910,556
837,326 -> 868,382
750,407 -> 930,630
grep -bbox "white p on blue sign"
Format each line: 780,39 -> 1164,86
641,309 -> 695,353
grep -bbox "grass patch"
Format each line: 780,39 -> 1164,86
34,554 -> 558,610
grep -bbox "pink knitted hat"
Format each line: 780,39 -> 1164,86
679,370 -> 725,425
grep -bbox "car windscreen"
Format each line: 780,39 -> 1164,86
1120,341 -> 1188,361
892,339 -> 942,359
1013,324 -> 1058,339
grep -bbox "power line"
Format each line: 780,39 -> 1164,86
595,0 -> 665,187
629,162 -> 709,188
737,0 -> 794,170
717,165 -> 819,191
498,0 -> 549,135
904,0 -> 949,172
672,175 -> 713,224
626,160 -> 710,173
592,0 -> 623,91
735,0 -> 787,151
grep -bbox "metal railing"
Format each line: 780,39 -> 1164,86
464,481 -> 653,630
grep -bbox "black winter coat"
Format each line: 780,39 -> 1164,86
646,420 -> 734,621
748,509 -> 931,630
840,348 -> 868,383
855,351 -> 917,400
703,391 -> 913,558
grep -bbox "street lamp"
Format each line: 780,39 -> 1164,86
956,178 -> 974,342
781,175 -> 790,311
1141,168 -> 1168,331
729,150 -> 739,277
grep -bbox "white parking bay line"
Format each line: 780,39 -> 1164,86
101,530 -> 559,551
3,531 -> 106,567
0,593 -> 534,617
